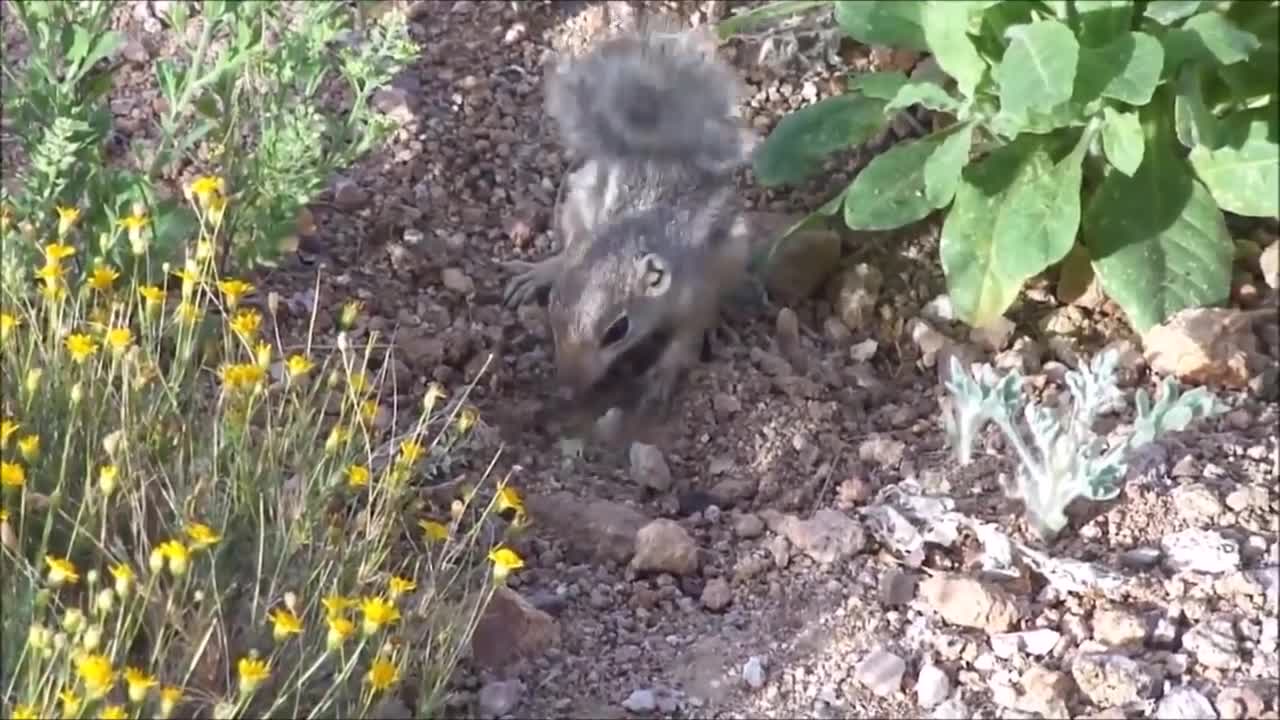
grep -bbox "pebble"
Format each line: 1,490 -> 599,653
732,512 -> 765,539
622,689 -> 656,713
1156,685 -> 1218,720
700,578 -> 733,612
1018,665 -> 1074,717
915,663 -> 951,709
919,573 -> 1020,633
878,568 -> 918,607
1092,607 -> 1148,649
854,647 -> 906,697
478,680 -> 524,717
1172,483 -> 1223,523
632,519 -> 700,576
990,628 -> 1061,658
1070,653 -> 1158,705
629,442 -> 673,492
743,656 -> 767,689
1161,529 -> 1241,575
441,267 -> 475,295
1182,613 -> 1241,669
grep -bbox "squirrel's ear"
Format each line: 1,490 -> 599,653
639,253 -> 671,296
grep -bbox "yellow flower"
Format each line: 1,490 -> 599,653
488,546 -> 525,582
35,261 -> 66,288
229,309 -> 261,340
397,439 -> 425,467
220,363 -> 265,393
424,382 -> 448,408
55,206 -> 81,236
158,686 -> 182,716
76,652 -> 115,699
285,354 -> 314,379
322,593 -> 354,617
11,704 -> 38,720
324,425 -> 351,454
268,608 -> 303,641
106,327 -> 133,354
208,194 -> 227,224
419,519 -> 449,543
88,265 -> 120,292
110,562 -> 134,596
365,657 -> 400,692
156,540 -> 189,577
359,399 -> 379,424
65,333 -> 99,363
457,405 -> 479,433
59,689 -> 82,716
174,300 -> 202,325
347,371 -> 369,396
124,666 -> 157,703
0,419 -> 17,447
326,616 -> 355,651
187,175 -> 226,209
359,595 -> 401,635
98,464 -> 120,497
236,656 -> 270,695
2,461 -> 26,487
185,522 -> 221,550
346,464 -> 370,488
339,299 -> 363,329
118,212 -> 149,234
0,508 -> 8,523
217,279 -> 254,309
254,341 -> 272,369
1,312 -> 21,342
388,575 -> 416,599
17,434 -> 39,462
99,705 -> 128,720
46,556 -> 80,586
496,485 -> 525,517
172,267 -> 200,299
139,285 -> 166,309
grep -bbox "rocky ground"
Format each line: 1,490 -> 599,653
3,2 -> 1279,719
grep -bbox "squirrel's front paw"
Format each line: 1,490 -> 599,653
502,256 -> 561,308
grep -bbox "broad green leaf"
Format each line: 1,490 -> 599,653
73,31 -> 124,84
940,135 -> 1055,326
844,134 -> 945,230
1188,109 -> 1279,217
996,20 -> 1079,121
835,1 -> 929,52
884,81 -> 962,115
1075,32 -> 1165,107
1084,96 -> 1233,332
1074,0 -> 1134,47
925,122 -> 975,207
1101,107 -> 1144,175
920,1 -> 987,98
752,94 -> 888,187
1217,0 -> 1279,105
1162,11 -> 1261,72
1144,1 -> 1204,25
66,27 -> 92,71
1173,66 -> 1219,148
849,71 -> 910,100
989,129 -> 1091,306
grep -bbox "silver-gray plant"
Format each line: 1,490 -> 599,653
943,350 -> 1224,541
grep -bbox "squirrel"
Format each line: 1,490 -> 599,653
503,22 -> 757,436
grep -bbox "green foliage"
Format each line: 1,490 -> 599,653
943,349 -> 1223,541
2,1 -> 418,279
730,0 -> 1279,332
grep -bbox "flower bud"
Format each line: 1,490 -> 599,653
81,624 -> 103,652
70,382 -> 84,406
62,608 -> 85,633
96,588 -> 116,615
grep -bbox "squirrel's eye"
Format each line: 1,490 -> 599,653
602,315 -> 629,347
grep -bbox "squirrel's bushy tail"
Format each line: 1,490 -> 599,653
545,27 -> 754,177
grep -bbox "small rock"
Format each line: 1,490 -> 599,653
733,512 -> 765,539
1070,653 -> 1158,706
332,177 -> 368,211
969,316 -> 1016,352
478,680 -> 525,717
915,663 -> 951,709
858,434 -> 906,467
633,519 -> 700,576
921,295 -> 955,323
850,337 -> 879,362
919,574 -> 1021,633
1157,685 -> 1218,720
372,86 -> 414,123
1019,665 -> 1076,718
767,534 -> 791,568
991,628 -> 1062,658
1182,613 -> 1241,669
767,508 -> 865,564
122,39 -> 150,64
1161,529 -> 1241,575
930,697 -> 969,720
471,587 -> 560,670
1173,483 -> 1223,524
878,568 -> 918,607
1119,546 -> 1162,570
442,267 -> 475,295
712,392 -> 741,417
1260,241 -> 1279,289
622,689 -> 657,714
1216,684 -> 1266,719
743,656 -> 767,689
1092,606 -> 1149,650
855,647 -> 906,697
908,318 -> 950,368
1142,307 -> 1258,389
526,493 -> 648,564
700,578 -> 733,612
629,443 -> 673,492
994,337 -> 1043,375
1224,484 -> 1268,512
829,263 -> 883,332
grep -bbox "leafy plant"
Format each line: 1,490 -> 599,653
942,349 -> 1224,541
2,1 -> 418,283
725,0 -> 1279,333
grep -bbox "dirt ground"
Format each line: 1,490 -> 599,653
3,2 -> 1278,719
